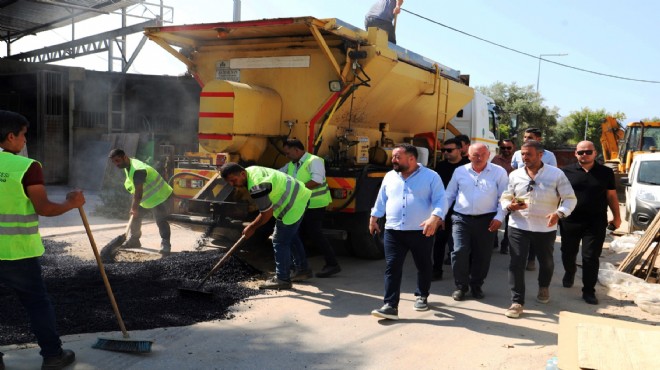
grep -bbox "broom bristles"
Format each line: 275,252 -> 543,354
93,336 -> 153,353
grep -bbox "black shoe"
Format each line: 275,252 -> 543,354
291,269 -> 313,282
316,264 -> 341,278
42,349 -> 75,370
562,272 -> 575,288
471,286 -> 485,299
452,289 -> 466,301
582,293 -> 599,305
371,304 -> 399,320
432,270 -> 443,281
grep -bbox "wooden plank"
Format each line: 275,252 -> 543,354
558,311 -> 660,370
577,323 -> 660,370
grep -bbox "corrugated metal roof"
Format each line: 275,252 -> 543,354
0,0 -> 140,41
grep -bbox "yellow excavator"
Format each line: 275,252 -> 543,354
601,116 -> 660,174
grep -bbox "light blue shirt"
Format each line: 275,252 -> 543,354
371,164 -> 445,231
442,162 -> 509,222
511,149 -> 557,169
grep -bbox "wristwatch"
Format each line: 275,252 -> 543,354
556,211 -> 566,219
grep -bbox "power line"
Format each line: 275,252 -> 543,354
402,8 -> 660,84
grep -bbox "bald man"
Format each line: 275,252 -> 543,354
560,141 -> 621,305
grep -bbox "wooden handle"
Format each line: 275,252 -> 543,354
196,235 -> 247,289
79,207 -> 130,338
124,214 -> 133,237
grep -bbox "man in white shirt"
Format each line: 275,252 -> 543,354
500,140 -> 576,319
442,143 -> 508,301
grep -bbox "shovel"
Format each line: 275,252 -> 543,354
179,234 -> 248,298
100,214 -> 133,263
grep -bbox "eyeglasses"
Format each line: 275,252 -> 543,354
576,150 -> 594,155
499,146 -> 513,150
441,148 -> 457,153
526,180 -> 536,192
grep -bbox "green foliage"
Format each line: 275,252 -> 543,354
477,82 -> 561,149
559,109 -> 626,152
638,117 -> 660,122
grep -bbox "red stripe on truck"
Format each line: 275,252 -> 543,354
198,133 -> 233,140
200,92 -> 235,98
199,112 -> 233,118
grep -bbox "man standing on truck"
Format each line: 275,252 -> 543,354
370,144 -> 444,320
108,149 -> 173,255
220,163 -> 312,290
510,128 -> 557,270
432,138 -> 469,279
0,110 -> 84,369
365,0 -> 403,44
491,139 -> 516,254
560,141 -> 621,305
281,139 -> 341,279
500,140 -> 576,319
443,143 -> 508,301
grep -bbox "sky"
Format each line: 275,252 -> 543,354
3,0 -> 659,122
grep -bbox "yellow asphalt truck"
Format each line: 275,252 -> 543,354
145,16 -> 500,258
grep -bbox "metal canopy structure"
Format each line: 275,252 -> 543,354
0,0 -> 173,72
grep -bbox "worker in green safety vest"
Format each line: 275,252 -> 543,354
220,162 -> 311,290
0,110 -> 84,369
108,148 -> 173,255
281,139 -> 341,279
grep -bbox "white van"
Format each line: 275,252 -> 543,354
621,152 -> 660,232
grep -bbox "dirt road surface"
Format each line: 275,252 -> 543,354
1,187 -> 658,369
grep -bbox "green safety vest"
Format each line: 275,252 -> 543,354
286,154 -> 331,209
0,152 -> 44,260
246,166 -> 311,225
124,158 -> 172,209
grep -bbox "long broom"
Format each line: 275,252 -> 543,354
78,207 -> 153,353
99,214 -> 133,263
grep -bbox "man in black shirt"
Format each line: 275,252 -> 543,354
432,138 -> 470,279
560,141 -> 621,304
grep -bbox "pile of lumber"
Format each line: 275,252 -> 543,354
618,211 -> 660,282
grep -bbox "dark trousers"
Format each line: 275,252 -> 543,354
365,17 -> 396,43
0,257 -> 62,358
494,214 -> 510,249
433,209 -> 454,272
559,219 -> 607,295
508,227 -> 557,305
129,197 -> 171,242
382,229 -> 434,308
298,207 -> 338,267
451,212 -> 496,291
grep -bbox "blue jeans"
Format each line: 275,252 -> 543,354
451,212 -> 496,291
0,257 -> 63,357
272,218 -> 304,281
382,229 -> 434,308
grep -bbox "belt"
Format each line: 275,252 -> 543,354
454,212 -> 496,219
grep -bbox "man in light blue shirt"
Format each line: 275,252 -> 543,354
442,143 -> 509,301
369,144 -> 445,320
510,128 -> 557,169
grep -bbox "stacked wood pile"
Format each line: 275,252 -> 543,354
618,211 -> 660,282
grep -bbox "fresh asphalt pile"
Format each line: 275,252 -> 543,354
0,240 -> 260,346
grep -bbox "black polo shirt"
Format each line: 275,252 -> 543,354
561,161 -> 615,222
434,157 -> 470,188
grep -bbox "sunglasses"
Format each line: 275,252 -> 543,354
499,146 -> 513,150
576,150 -> 594,155
441,148 -> 457,153
526,180 -> 536,192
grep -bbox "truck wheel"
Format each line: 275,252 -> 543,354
347,213 -> 384,259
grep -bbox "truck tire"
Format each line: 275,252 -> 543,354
347,213 -> 384,259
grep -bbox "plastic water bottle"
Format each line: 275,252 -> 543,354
545,356 -> 558,370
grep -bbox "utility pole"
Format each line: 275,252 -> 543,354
536,53 -> 568,92
233,0 -> 241,21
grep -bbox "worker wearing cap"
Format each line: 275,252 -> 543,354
108,148 -> 173,255
281,139 -> 341,279
220,162 -> 311,290
0,110 -> 84,369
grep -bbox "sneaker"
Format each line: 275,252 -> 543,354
505,303 -> 523,318
291,269 -> 313,282
159,240 -> 171,256
526,260 -> 536,271
371,304 -> 399,320
121,237 -> 141,249
582,293 -> 599,305
316,264 -> 341,278
258,277 -> 292,290
537,287 -> 550,303
42,349 -> 75,370
414,296 -> 429,311
562,272 -> 575,288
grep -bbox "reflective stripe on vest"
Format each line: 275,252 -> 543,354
124,158 -> 172,209
0,152 -> 45,260
246,166 -> 311,225
285,153 -> 331,209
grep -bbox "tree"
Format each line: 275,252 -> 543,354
560,108 -> 626,153
477,82 -> 561,149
